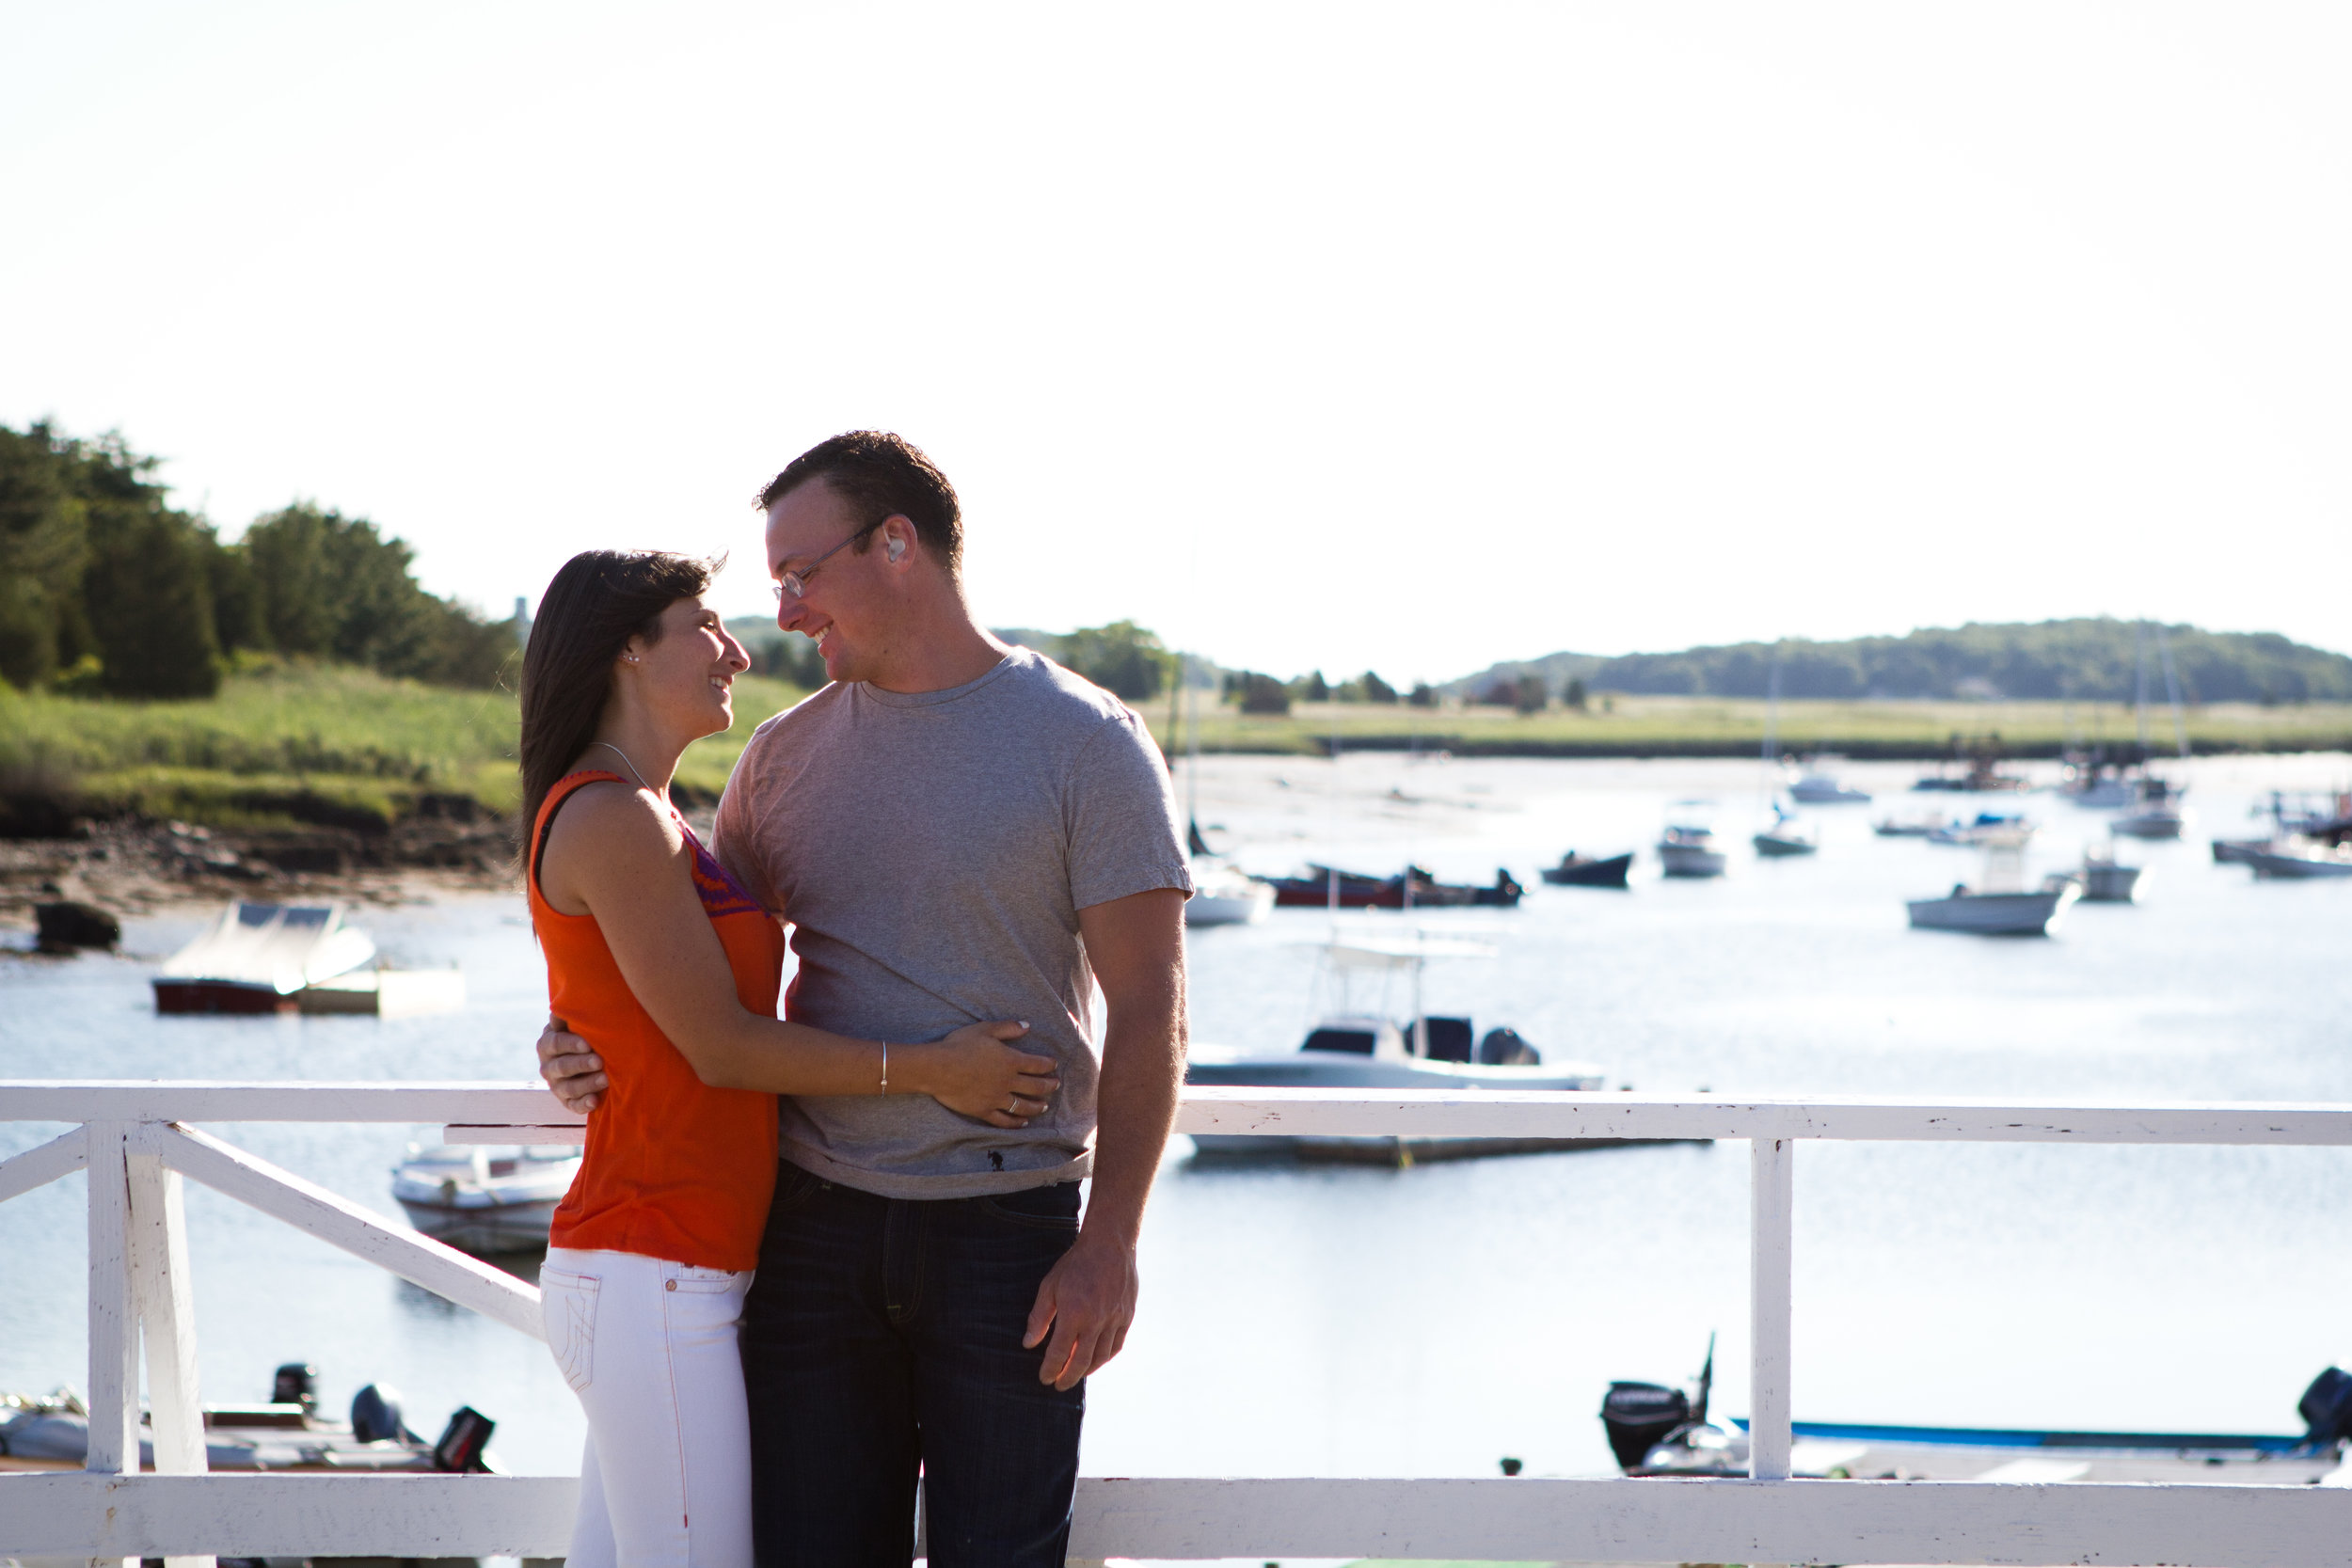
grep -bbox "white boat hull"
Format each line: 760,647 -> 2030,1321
1184,882 -> 1274,927
1184,1052 -> 1636,1160
2249,847 -> 2352,879
2082,863 -> 2142,902
391,1148 -> 580,1254
1658,842 -> 1728,878
1907,882 -> 2080,935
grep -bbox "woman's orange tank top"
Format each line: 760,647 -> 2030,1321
530,769 -> 782,1271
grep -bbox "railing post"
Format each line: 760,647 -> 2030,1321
85,1120 -> 139,1568
129,1124 -> 216,1568
1749,1133 -> 1793,1483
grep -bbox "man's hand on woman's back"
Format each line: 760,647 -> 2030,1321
539,1016 -> 609,1113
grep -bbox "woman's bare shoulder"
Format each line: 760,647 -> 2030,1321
540,783 -> 686,911
548,783 -> 679,850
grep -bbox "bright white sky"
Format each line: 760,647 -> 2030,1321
5,3 -> 2348,685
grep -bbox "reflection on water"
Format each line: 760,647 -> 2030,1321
4,754 -> 2350,1480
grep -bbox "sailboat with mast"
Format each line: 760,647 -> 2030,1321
2112,621 -> 2194,841
1752,643 -> 1819,857
1176,655 -> 1275,927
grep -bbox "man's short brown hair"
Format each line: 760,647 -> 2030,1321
758,432 -> 962,578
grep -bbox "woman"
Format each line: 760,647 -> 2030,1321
519,549 -> 1057,1568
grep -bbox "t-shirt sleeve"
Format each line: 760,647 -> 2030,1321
711,738 -> 783,913
1066,709 -> 1196,910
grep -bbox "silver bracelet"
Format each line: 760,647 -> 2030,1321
880,1040 -> 888,1095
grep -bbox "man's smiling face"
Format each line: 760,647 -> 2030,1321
766,478 -> 890,685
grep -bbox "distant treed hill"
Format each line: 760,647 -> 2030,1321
1453,621 -> 2352,705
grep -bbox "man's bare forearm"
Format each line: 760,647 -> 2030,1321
1083,994 -> 1184,1244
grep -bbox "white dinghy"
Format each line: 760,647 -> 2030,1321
153,901 -> 376,1014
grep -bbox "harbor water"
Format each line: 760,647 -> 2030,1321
4,752 -> 2350,1483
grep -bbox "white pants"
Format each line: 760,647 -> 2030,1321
541,1246 -> 755,1568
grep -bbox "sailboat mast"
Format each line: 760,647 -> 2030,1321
1183,653 -> 1200,835
2134,621 -> 2153,757
2154,625 -> 2190,760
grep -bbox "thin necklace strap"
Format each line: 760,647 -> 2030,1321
586,740 -> 660,800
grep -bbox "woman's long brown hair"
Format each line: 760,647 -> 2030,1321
518,550 -> 719,833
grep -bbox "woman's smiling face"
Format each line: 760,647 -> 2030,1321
624,595 -> 751,741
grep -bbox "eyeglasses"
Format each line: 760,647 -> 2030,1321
770,519 -> 883,602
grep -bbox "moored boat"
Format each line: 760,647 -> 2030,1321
1184,861 -> 1275,926
2079,847 -> 2144,903
1265,864 -> 1525,909
2112,800 -> 2190,840
1907,835 -> 2077,935
1752,805 -> 1818,858
2247,842 -> 2352,879
1657,802 -> 1727,878
152,901 -> 376,1014
391,1143 -> 582,1254
1788,771 -> 1870,805
1909,882 -> 2079,935
1184,933 -> 1638,1163
1925,809 -> 2033,847
0,1363 -> 499,1474
1603,1345 -> 2352,1484
1540,850 -> 1634,888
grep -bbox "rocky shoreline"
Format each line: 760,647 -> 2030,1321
0,809 -> 523,936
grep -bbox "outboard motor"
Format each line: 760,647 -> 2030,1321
2299,1367 -> 2352,1449
433,1405 -> 497,1472
1601,1382 -> 1690,1471
1477,1027 -> 1539,1066
271,1362 -> 319,1415
351,1384 -> 419,1445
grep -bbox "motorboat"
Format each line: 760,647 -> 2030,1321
1788,771 -> 1870,805
1265,864 -> 1525,909
2246,842 -> 2352,880
391,1143 -> 582,1253
1184,860 -> 1275,927
0,1363 -> 498,1474
1540,850 -> 1634,888
2078,847 -> 2144,903
2112,776 -> 2190,840
1871,816 -> 1940,838
1657,803 -> 1727,878
1907,834 -> 2078,936
1602,1342 -> 2352,1485
1751,805 -> 1818,858
1184,933 -> 1628,1163
2213,837 -> 2272,864
152,901 -> 376,1014
1925,810 -> 2033,847
2060,767 -> 2138,809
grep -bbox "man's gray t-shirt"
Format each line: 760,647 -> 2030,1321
709,646 -> 1192,1199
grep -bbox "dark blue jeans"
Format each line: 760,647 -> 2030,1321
741,1159 -> 1086,1568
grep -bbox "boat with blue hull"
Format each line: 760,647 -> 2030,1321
1604,1344 -> 2352,1484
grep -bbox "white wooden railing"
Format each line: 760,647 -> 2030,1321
5,1081 -> 2352,1567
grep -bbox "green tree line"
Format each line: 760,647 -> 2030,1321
1454,619 -> 2352,706
0,421 -> 516,699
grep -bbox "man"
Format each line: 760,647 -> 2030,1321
538,430 -> 1191,1567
